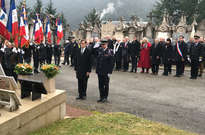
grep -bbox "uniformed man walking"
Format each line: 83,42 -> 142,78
96,39 -> 114,103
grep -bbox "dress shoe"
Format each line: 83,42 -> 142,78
101,98 -> 108,103
81,96 -> 87,100
97,99 -> 103,103
76,97 -> 82,100
190,77 -> 197,80
34,70 -> 39,74
174,75 -> 180,77
198,74 -> 202,77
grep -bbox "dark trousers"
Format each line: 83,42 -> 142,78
63,54 -> 70,65
152,64 -> 159,74
77,73 -> 89,97
131,56 -> 137,72
54,55 -> 61,66
98,74 -> 110,100
164,63 -> 172,75
122,55 -> 129,71
191,59 -> 199,78
24,57 -> 31,64
71,55 -> 75,66
115,56 -> 122,71
46,56 -> 52,64
33,56 -> 39,71
176,61 -> 184,76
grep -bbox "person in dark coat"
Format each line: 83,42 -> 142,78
128,37 -> 140,73
96,39 -> 114,103
174,35 -> 188,77
162,38 -> 173,76
74,40 -> 92,100
121,38 -> 130,72
189,35 -> 203,79
198,38 -> 205,77
150,38 -> 163,75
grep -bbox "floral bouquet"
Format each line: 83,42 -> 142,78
14,63 -> 33,75
41,64 -> 60,79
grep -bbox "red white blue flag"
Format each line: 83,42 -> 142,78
34,14 -> 43,44
45,17 -> 51,44
57,18 -> 63,45
20,5 -> 29,47
0,0 -> 10,40
7,0 -> 19,47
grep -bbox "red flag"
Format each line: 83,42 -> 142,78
57,19 -> 63,45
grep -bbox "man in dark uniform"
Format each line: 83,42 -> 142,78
114,40 -> 122,71
150,38 -> 163,75
74,40 -> 92,100
96,39 -> 114,103
39,43 -> 47,66
62,40 -> 71,65
189,35 -> 203,79
32,42 -> 40,73
46,42 -> 53,64
23,44 -> 32,64
129,37 -> 140,73
174,35 -> 188,77
54,43 -> 61,66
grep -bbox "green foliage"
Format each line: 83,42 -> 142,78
83,8 -> 101,29
29,112 -> 198,135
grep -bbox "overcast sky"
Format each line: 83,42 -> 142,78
13,0 -> 158,28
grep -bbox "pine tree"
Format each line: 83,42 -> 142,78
45,0 -> 57,16
83,8 -> 101,29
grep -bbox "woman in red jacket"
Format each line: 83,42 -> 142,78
138,38 -> 152,73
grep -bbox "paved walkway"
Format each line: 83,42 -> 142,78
56,66 -> 205,135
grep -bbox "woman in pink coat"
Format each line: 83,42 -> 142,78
138,38 -> 152,73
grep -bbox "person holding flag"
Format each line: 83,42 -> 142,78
174,35 -> 188,77
45,17 -> 53,64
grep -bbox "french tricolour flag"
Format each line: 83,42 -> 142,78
45,17 -> 51,44
34,14 -> 43,44
0,0 -> 10,40
7,0 -> 19,47
20,5 -> 29,47
57,18 -> 63,45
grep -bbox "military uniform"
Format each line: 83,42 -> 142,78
189,39 -> 203,79
96,40 -> 114,103
32,43 -> 40,73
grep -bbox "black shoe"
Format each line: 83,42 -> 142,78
190,77 -> 197,80
76,97 -> 82,100
97,99 -> 103,103
198,74 -> 202,77
81,96 -> 87,100
62,63 -> 65,65
174,75 -> 180,77
34,70 -> 39,74
130,70 -> 133,73
101,98 -> 108,103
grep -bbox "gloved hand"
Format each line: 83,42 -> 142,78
108,74 -> 111,78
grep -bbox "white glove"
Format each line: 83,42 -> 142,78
199,57 -> 202,62
187,57 -> 191,62
108,74 -> 111,78
12,48 -> 18,53
17,48 -> 21,53
21,50 -> 25,55
37,46 -> 40,49
0,48 -> 5,52
52,45 -> 54,48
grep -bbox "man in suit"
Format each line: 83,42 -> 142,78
62,40 -> 71,66
74,40 -> 92,100
189,35 -> 203,79
174,35 -> 188,77
121,37 -> 130,72
96,39 -> 114,103
129,37 -> 140,73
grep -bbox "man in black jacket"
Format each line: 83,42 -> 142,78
62,40 -> 71,65
150,38 -> 163,75
189,35 -> 203,79
174,35 -> 188,77
96,39 -> 114,103
121,38 -> 130,72
75,40 -> 92,100
129,37 -> 140,73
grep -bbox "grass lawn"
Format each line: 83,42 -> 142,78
30,112 -> 198,135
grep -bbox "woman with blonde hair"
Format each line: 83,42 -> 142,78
138,37 -> 152,73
